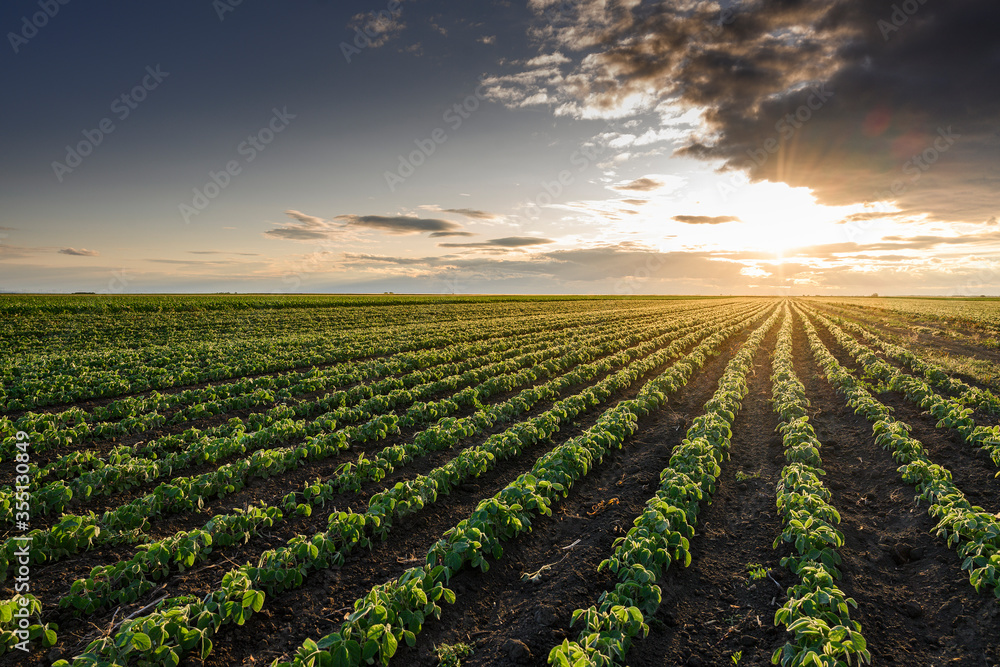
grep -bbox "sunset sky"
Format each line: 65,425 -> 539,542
1,0 -> 998,295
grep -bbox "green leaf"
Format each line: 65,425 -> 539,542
362,638 -> 379,662
131,631 -> 152,652
380,632 -> 398,661
241,590 -> 257,609
199,636 -> 214,660
332,644 -> 351,667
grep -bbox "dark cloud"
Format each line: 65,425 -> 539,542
438,236 -> 556,249
879,232 -> 1000,248
440,208 -> 500,220
335,241 -> 1000,294
188,251 -> 261,256
147,258 -> 227,265
672,215 -> 741,225
265,227 -> 330,241
340,243 -> 746,285
265,210 -> 471,241
621,199 -> 649,206
264,210 -> 334,241
337,214 -> 467,236
767,231 -> 1000,258
342,253 -> 436,266
58,248 -> 99,256
429,231 -> 476,238
677,1 -> 1000,222
612,177 -> 663,192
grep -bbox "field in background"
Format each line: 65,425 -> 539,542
1,295 -> 998,666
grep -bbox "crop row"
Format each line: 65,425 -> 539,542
53,304 -> 770,666
812,298 -> 1000,338
0,309 -> 686,579
769,307 -> 870,666
17,317 -> 605,474
279,303 -> 760,504
8,302 -> 763,632
0,593 -> 56,657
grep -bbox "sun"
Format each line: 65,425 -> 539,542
611,176 -> 871,260
724,181 -> 855,255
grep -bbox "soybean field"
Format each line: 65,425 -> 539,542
1,295 -> 998,667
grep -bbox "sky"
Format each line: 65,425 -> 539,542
0,0 -> 998,296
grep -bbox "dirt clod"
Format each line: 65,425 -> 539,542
503,639 -> 532,664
